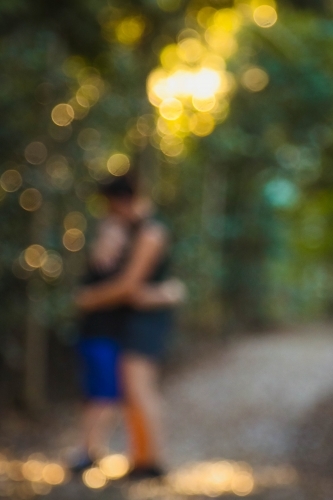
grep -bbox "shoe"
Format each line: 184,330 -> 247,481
69,456 -> 94,474
126,465 -> 165,481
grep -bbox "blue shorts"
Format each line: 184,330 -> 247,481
78,338 -> 122,401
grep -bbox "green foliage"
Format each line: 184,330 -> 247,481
1,0 -> 333,356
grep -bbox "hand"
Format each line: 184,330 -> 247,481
74,287 -> 99,312
160,278 -> 188,305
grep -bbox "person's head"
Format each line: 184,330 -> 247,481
99,174 -> 137,220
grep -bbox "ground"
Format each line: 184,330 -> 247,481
2,324 -> 333,499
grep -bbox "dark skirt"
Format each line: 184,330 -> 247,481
120,309 -> 173,361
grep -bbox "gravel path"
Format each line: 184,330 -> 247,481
2,324 -> 333,499
165,324 -> 333,467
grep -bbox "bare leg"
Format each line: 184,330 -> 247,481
79,401 -> 118,459
121,354 -> 165,467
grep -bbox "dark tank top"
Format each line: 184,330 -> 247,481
80,215 -> 170,339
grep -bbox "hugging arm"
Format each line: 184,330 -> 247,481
75,223 -> 168,312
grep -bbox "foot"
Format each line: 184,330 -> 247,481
126,465 -> 165,481
69,455 -> 94,474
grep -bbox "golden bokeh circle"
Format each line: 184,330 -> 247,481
253,5 -> 278,28
241,67 -> 269,92
51,104 -> 75,127
192,95 -> 216,113
63,228 -> 85,252
98,454 -> 130,480
64,212 -> 87,232
160,136 -> 184,157
19,189 -> 43,211
82,468 -> 107,489
40,251 -> 63,278
159,98 -> 183,121
24,142 -> 48,165
190,113 -> 215,137
42,464 -> 65,485
107,154 -> 130,176
0,170 -> 22,192
22,460 -> 44,482
24,245 -> 46,268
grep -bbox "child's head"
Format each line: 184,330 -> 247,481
99,174 -> 137,220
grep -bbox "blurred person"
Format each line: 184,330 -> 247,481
74,174 -> 184,478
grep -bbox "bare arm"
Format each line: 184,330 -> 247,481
75,222 -> 168,312
131,278 -> 187,309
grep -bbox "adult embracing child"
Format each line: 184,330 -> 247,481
73,173 -> 185,479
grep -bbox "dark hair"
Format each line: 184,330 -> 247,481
98,174 -> 136,199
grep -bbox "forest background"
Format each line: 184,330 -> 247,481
0,0 -> 332,408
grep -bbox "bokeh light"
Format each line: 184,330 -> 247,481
189,113 -> 215,137
0,170 -> 22,192
77,67 -> 103,88
205,28 -> 238,56
19,188 -> 43,211
24,245 -> 46,268
115,16 -> 145,45
231,471 -> 255,496
76,85 -> 100,106
82,467 -> 107,489
24,142 -> 47,165
46,156 -> 73,190
51,104 -> 75,127
63,228 -> 85,252
160,44 -> 179,71
98,454 -> 129,479
42,464 -> 65,485
64,211 -> 87,232
22,460 -> 44,482
213,8 -> 242,32
197,7 -> 217,28
40,251 -> 63,279
107,153 -> 130,176
160,135 -> 184,157
253,5 -> 278,28
177,38 -> 204,63
192,95 -> 216,112
241,67 -> 269,92
159,98 -> 183,120
6,461 -> 24,482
